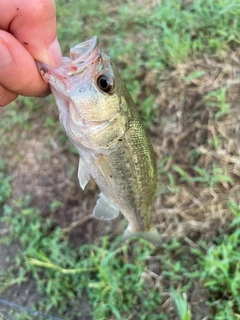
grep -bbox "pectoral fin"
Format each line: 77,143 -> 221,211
78,158 -> 91,190
93,193 -> 119,220
93,154 -> 116,192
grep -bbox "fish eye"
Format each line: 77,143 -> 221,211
97,73 -> 115,94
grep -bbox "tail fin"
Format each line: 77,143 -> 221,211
122,226 -> 162,246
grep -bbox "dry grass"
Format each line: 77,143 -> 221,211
146,52 -> 240,244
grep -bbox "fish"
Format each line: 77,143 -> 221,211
37,36 -> 162,245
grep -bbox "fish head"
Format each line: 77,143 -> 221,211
37,36 -> 128,150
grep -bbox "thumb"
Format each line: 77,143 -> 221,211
8,0 -> 62,67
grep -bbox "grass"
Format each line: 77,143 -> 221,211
172,289 -> 191,320
200,200 -> 240,319
1,0 -> 240,319
1,197 -> 165,319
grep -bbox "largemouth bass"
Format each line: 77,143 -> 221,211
38,36 -> 161,245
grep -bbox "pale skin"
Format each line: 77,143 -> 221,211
0,0 -> 62,107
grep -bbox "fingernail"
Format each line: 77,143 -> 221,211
0,39 -> 12,69
47,38 -> 62,67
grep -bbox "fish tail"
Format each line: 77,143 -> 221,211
122,226 -> 162,246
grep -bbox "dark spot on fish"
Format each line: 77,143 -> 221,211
118,139 -> 122,141
110,175 -> 113,178
79,90 -> 82,92
135,163 -> 138,166
40,67 -> 48,75
23,42 -> 29,45
16,7 -> 19,10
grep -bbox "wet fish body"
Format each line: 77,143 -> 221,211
38,36 -> 161,245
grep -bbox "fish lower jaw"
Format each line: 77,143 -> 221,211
71,118 -> 108,131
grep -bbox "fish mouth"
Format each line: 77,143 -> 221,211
36,36 -> 101,89
70,36 -> 99,61
68,36 -> 100,75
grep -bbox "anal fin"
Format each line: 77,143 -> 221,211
78,158 -> 91,190
93,193 -> 119,220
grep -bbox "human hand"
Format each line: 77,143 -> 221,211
0,0 -> 62,107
